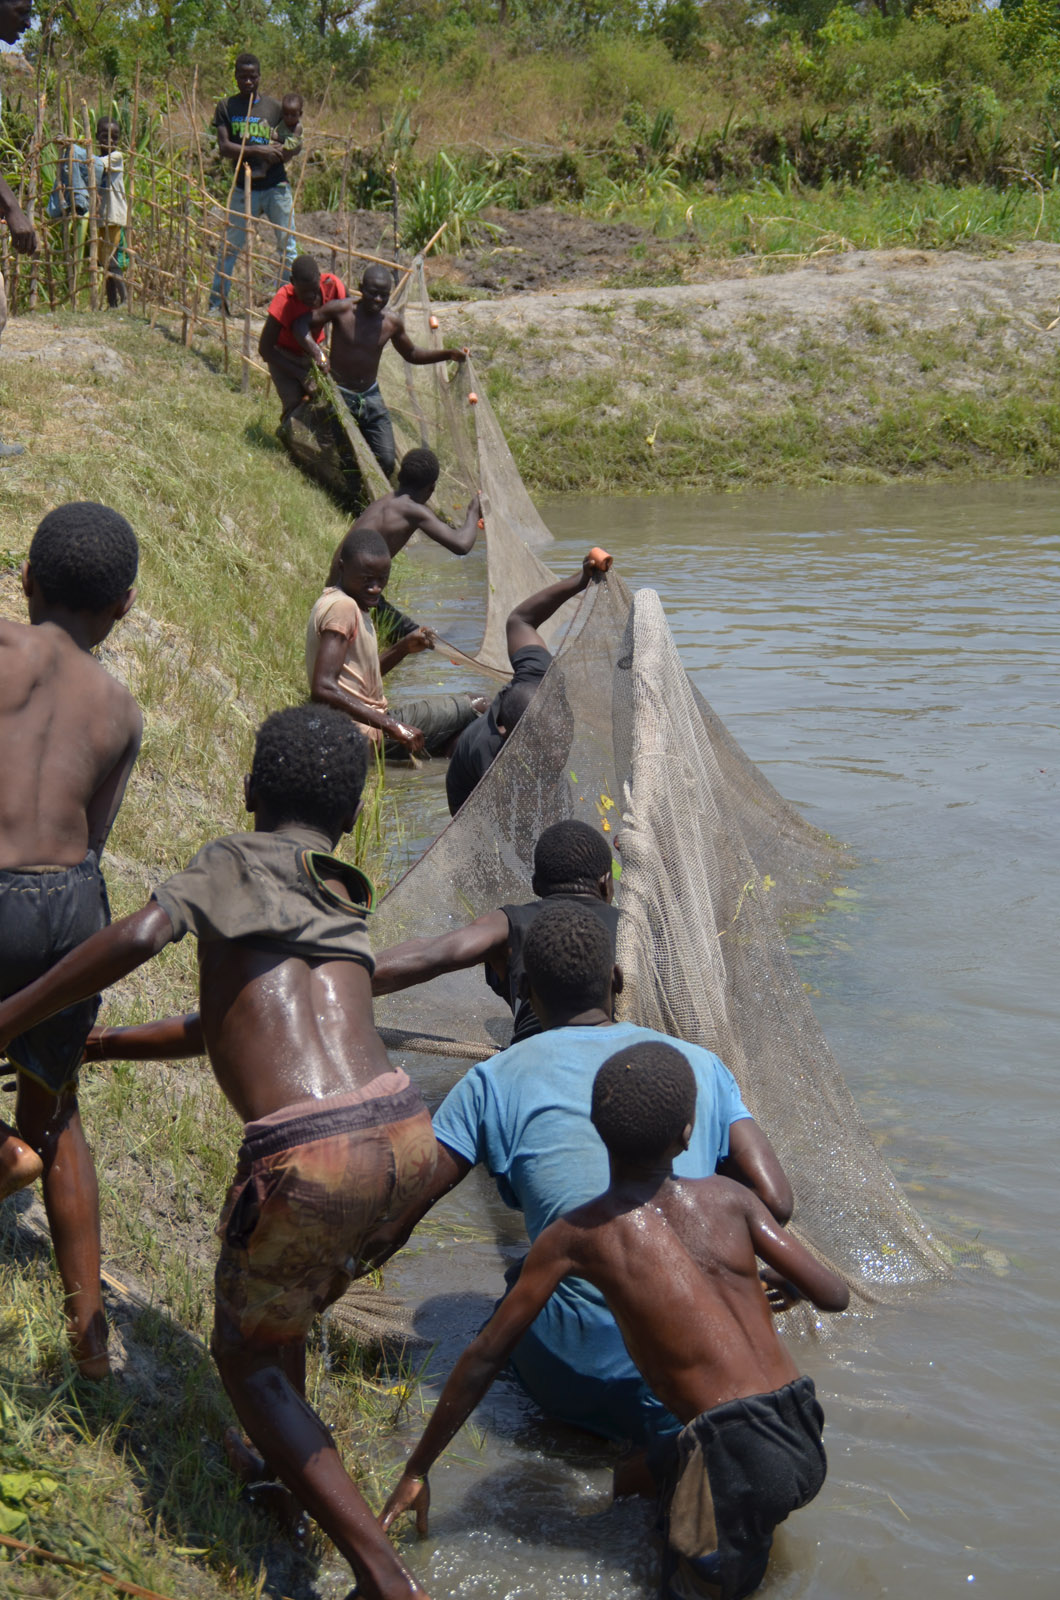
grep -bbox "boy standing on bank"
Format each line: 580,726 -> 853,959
0,705 -> 438,1600
209,53 -> 301,314
382,1042 -> 849,1600
0,502 -> 142,1379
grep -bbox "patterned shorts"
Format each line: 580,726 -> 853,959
214,1081 -> 437,1347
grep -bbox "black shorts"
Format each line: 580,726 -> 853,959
0,854 -> 110,1095
662,1376 -> 826,1600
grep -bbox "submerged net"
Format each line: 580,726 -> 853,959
343,264 -> 949,1301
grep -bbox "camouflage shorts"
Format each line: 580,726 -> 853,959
214,1081 -> 437,1347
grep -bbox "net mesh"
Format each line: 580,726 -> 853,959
311,263 -> 948,1303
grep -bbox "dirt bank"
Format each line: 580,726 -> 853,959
431,244 -> 1060,492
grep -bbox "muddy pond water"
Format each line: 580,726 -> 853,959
371,479 -> 1058,1600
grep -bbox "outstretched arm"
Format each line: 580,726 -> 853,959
412,493 -> 482,556
371,909 -> 509,996
718,1119 -> 794,1224
380,1224 -> 572,1533
84,1012 -> 204,1064
0,904 -> 175,1054
391,318 -> 468,367
746,1195 -> 849,1313
505,553 -> 601,658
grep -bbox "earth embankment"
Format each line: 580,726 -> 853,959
438,244 -> 1060,493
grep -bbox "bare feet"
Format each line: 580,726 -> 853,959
224,1426 -> 305,1537
0,1121 -> 43,1200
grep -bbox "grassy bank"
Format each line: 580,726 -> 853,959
0,313 -> 419,1598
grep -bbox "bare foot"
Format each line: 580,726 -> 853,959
224,1426 -> 305,1537
0,1122 -> 43,1201
71,1311 -> 111,1380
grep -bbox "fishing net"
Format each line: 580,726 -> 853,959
355,264 -> 949,1301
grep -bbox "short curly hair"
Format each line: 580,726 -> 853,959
591,1042 -> 697,1164
337,526 -> 390,570
534,820 -> 613,897
28,502 -> 138,613
397,448 -> 440,494
522,900 -> 614,1012
250,705 -> 368,833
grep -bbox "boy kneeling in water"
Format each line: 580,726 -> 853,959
381,1042 -> 849,1600
0,706 -> 437,1600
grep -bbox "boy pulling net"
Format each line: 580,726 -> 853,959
0,706 -> 439,1600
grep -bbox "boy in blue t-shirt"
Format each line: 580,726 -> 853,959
371,899 -> 793,1477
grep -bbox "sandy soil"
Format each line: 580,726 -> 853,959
445,242 -> 1060,349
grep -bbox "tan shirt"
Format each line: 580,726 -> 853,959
306,587 -> 387,744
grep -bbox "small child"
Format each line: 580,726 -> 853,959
0,502 -> 142,1378
0,704 -> 438,1600
95,118 -> 127,309
307,526 -> 485,760
280,92 -> 304,153
380,1041 -> 850,1600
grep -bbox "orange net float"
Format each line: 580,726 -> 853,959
429,315 -> 439,328
587,547 -> 613,572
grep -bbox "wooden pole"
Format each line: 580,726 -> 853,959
126,59 -> 140,316
25,90 -> 45,311
82,101 -> 99,312
241,162 -> 251,392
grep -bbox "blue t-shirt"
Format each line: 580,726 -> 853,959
432,1020 -> 751,1385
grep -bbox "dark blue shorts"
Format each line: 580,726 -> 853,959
0,854 -> 110,1095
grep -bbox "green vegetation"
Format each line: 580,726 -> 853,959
9,1 -> 1060,263
0,314 -> 419,1598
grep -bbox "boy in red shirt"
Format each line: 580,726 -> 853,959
259,253 -> 345,420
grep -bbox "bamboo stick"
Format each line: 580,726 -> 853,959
63,86 -> 77,307
126,59 -> 140,316
242,162 -> 251,392
82,101 -> 99,312
25,90 -> 44,311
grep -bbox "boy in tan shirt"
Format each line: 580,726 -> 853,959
307,526 -> 485,759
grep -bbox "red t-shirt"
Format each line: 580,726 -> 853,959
268,272 -> 347,355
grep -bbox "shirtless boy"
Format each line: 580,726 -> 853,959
296,264 -> 468,477
308,526 -> 484,760
381,1041 -> 849,1600
0,705 -> 438,1600
326,447 -> 482,645
0,502 -> 141,1378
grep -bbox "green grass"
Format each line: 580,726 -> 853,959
572,176 -> 1059,256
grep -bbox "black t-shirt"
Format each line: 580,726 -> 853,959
445,644 -> 553,816
486,894 -> 622,1045
214,93 -> 287,191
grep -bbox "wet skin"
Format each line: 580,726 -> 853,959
382,1165 -> 848,1534
0,800 -> 434,1600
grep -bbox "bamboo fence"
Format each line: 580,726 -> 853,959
0,95 -> 409,392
